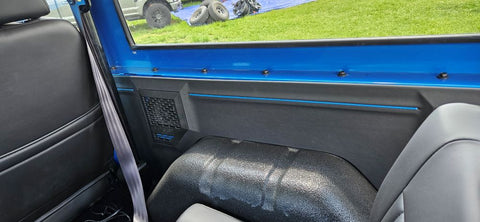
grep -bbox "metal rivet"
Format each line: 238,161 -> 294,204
152,67 -> 159,72
201,68 -> 208,73
437,72 -> 448,80
262,70 -> 270,76
337,71 -> 347,77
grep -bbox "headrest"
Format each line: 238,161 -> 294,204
0,0 -> 50,25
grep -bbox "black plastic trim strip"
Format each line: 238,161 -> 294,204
112,0 -> 136,47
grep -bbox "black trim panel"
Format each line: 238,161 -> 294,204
115,76 -> 480,188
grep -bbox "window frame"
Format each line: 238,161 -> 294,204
77,0 -> 480,89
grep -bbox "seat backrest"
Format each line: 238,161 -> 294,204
370,103 -> 480,222
0,0 -> 113,221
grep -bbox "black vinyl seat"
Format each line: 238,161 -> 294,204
148,103 -> 480,222
0,0 -> 113,221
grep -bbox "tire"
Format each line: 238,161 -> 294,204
189,6 -> 209,26
200,0 -> 217,7
206,17 -> 215,24
252,2 -> 262,12
234,1 -> 248,17
208,2 -> 229,21
233,1 -> 242,16
145,3 -> 172,28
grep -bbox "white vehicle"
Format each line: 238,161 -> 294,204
46,0 -> 182,28
121,0 -> 182,28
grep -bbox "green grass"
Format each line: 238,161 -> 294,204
182,1 -> 201,8
127,0 -> 480,44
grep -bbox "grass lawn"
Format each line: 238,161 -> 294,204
181,1 -> 202,8
127,0 -> 480,44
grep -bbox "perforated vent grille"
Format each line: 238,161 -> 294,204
142,96 -> 183,144
142,97 -> 181,128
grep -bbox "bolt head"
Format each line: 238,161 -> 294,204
337,71 -> 347,77
437,72 -> 448,80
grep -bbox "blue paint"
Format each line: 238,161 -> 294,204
117,88 -> 135,92
115,69 -> 480,88
68,0 -> 85,29
189,93 -> 419,110
82,0 -> 480,88
156,133 -> 174,141
113,150 -> 119,164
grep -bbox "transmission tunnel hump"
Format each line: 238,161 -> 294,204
147,137 -> 376,222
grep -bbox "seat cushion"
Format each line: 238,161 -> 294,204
370,103 -> 480,222
177,204 -> 241,222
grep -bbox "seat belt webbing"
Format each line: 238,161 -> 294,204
85,42 -> 149,222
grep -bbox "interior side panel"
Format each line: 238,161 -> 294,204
115,76 -> 480,187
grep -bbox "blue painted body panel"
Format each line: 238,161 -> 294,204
73,0 -> 480,88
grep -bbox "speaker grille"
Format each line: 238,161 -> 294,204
142,96 -> 183,144
142,97 -> 181,128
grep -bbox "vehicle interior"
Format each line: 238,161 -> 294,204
1,0 -> 480,221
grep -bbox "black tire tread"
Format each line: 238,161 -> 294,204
189,6 -> 209,26
145,3 -> 172,28
208,2 -> 229,21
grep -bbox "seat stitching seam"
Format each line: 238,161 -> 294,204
0,104 -> 101,159
2,116 -> 106,171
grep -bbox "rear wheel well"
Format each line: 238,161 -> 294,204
143,0 -> 172,15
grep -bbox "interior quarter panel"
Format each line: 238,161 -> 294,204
115,76 -> 480,188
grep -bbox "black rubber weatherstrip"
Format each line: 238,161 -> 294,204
80,7 -> 140,160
